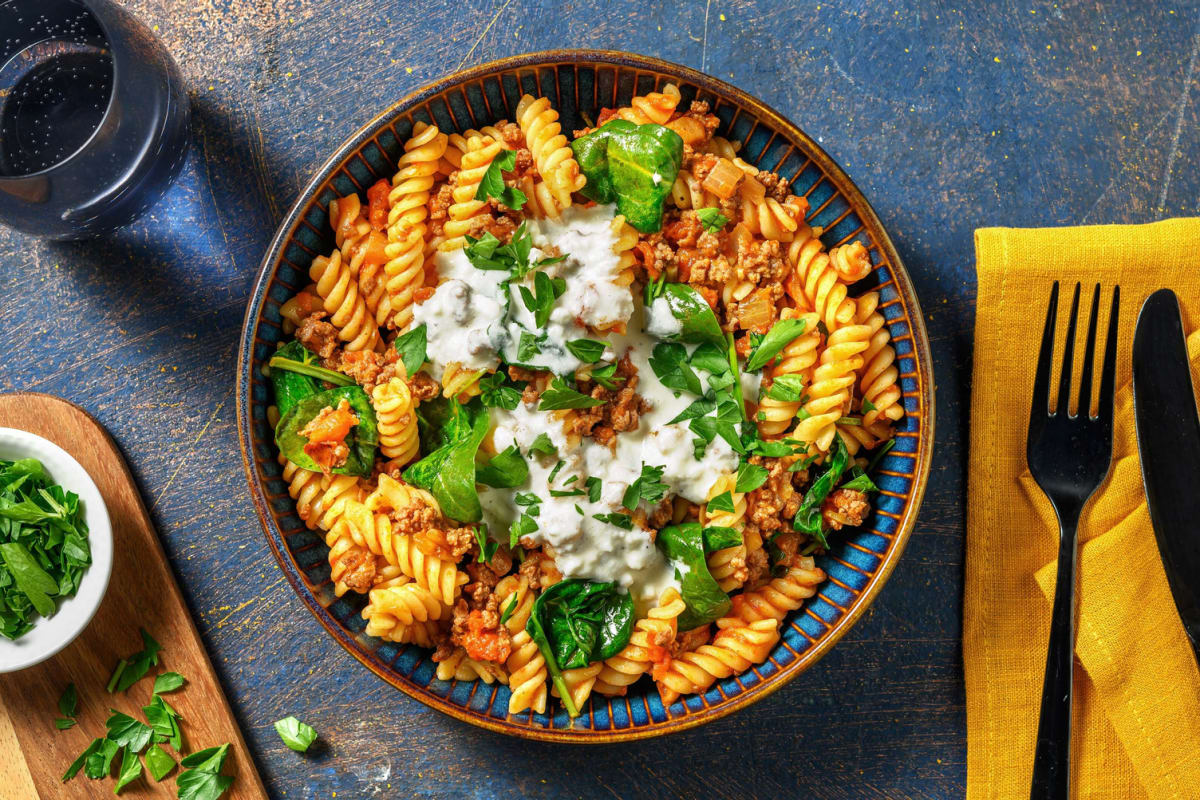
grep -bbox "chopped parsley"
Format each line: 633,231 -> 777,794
696,207 -> 729,233
474,149 -> 527,210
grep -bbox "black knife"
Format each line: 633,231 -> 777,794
1132,288 -> 1200,662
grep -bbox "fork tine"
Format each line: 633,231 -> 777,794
1077,284 -> 1101,417
1055,283 -> 1081,416
1030,282 -> 1059,422
1097,286 -> 1121,425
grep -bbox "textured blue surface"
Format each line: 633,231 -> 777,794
2,0 -> 1198,797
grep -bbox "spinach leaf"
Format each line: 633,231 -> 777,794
529,579 -> 634,670
0,543 -> 58,616
696,207 -> 729,232
660,283 -> 725,346
268,341 -> 325,417
648,342 -> 703,395
393,325 -> 428,378
792,436 -> 851,547
655,523 -> 732,630
274,386 -> 378,477
689,341 -> 731,376
745,317 -> 810,372
402,399 -> 489,522
474,149 -> 527,210
702,525 -> 743,552
571,119 -> 684,232
538,377 -> 605,411
475,446 -> 529,489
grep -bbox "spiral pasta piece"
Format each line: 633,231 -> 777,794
550,661 -> 602,712
280,455 -> 361,531
701,473 -> 749,593
718,556 -> 826,628
831,240 -> 873,283
785,235 -> 857,333
613,83 -> 681,125
366,473 -> 441,517
333,496 -> 465,605
385,122 -> 447,330
655,619 -> 780,704
505,630 -> 548,715
595,588 -> 685,696
440,362 -> 485,400
756,309 -> 822,438
278,286 -> 320,333
669,169 -> 720,210
738,194 -> 806,242
854,291 -> 904,433
495,575 -> 534,634
362,581 -> 447,641
309,249 -> 382,352
516,94 -> 584,214
372,377 -> 419,465
792,322 -> 871,452
437,648 -> 509,684
439,135 -> 505,250
329,194 -> 391,326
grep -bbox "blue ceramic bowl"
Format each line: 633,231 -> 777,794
236,51 -> 934,741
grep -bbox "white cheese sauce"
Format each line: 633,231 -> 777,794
418,204 -> 748,605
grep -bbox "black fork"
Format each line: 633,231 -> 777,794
1027,282 -> 1120,800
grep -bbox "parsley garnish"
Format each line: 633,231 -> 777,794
473,525 -> 498,564
519,271 -> 567,328
696,207 -> 729,233
509,514 -> 538,548
538,377 -> 605,411
861,397 -> 878,414
587,362 -> 621,389
527,433 -> 557,456
592,512 -> 634,529
274,716 -> 318,753
734,461 -> 770,493
621,464 -> 669,510
565,339 -> 608,363
745,317 -> 809,372
706,491 -> 736,514
517,331 -> 541,362
585,476 -> 603,503
765,374 -> 806,402
479,372 -> 522,410
648,342 -> 702,395
499,592 -> 519,625
547,460 -> 566,484
474,149 -> 527,210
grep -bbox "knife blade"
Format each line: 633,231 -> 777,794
1132,288 -> 1200,660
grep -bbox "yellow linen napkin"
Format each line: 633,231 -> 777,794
966,218 -> 1200,800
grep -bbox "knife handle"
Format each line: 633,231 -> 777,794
1030,514 -> 1079,800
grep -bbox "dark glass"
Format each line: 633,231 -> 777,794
0,0 -> 190,239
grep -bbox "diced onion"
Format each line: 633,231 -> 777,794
737,288 -> 775,331
738,173 -> 766,203
666,116 -> 709,146
701,158 -> 744,199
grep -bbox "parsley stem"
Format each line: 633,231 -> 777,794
726,332 -> 747,422
267,356 -> 355,387
106,659 -> 127,694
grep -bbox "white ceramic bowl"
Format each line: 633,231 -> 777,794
0,428 -> 113,672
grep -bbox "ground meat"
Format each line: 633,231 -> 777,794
407,371 -> 439,401
479,213 -> 517,242
464,561 -> 502,608
296,315 -> 340,363
822,488 -> 870,530
772,531 -> 802,562
337,349 -> 387,393
414,524 -> 475,562
672,624 -> 713,655
386,500 -> 441,539
743,543 -> 770,589
517,547 -> 562,591
746,457 -> 797,536
564,354 -> 647,445
647,497 -> 674,530
332,547 -> 375,594
735,237 -> 786,287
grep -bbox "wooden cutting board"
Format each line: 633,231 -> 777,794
0,393 -> 267,799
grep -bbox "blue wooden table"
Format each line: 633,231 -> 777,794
3,1 -> 1197,796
